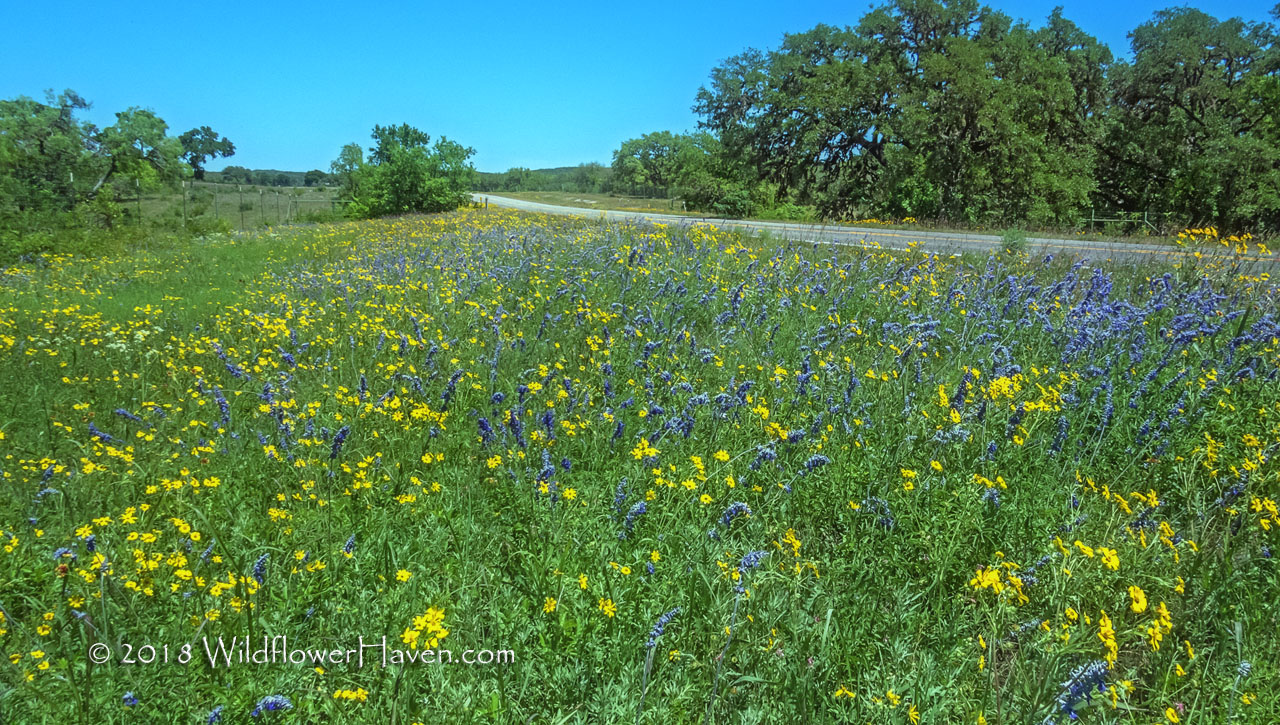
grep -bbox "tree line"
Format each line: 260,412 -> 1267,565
1,88 -> 478,256
0,90 -> 236,245
611,2 -> 1280,231
472,164 -> 612,195
214,167 -> 333,187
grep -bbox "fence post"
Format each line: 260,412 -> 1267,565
238,185 -> 245,230
136,178 -> 143,224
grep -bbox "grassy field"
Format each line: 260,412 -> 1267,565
0,209 -> 1277,723
128,181 -> 347,231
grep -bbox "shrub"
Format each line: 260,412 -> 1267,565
335,124 -> 476,219
711,189 -> 756,219
1000,227 -> 1028,254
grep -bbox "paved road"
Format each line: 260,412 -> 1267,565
473,193 -> 1272,266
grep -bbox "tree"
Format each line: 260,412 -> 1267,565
303,169 -> 328,186
220,165 -> 254,184
1,91 -> 190,239
502,167 -> 534,191
611,131 -> 704,195
178,126 -> 235,180
329,143 -> 364,197
693,1 -> 1111,224
92,107 -> 186,193
333,124 -> 476,218
572,162 -> 606,193
0,90 -> 98,223
1099,7 -> 1279,230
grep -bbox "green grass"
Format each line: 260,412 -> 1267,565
0,209 -> 1276,723
0,182 -> 349,262
129,181 -> 346,231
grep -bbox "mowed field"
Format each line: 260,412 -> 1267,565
483,191 -> 698,216
0,209 -> 1277,723
479,192 -> 1207,246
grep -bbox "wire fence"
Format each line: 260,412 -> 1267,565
124,180 -> 1184,239
123,180 -> 352,231
1084,208 -> 1175,236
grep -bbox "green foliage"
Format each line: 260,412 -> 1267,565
178,126 -> 235,181
333,124 -> 476,219
0,91 -> 98,228
473,164 -> 613,194
680,177 -> 749,217
757,202 -> 817,222
217,165 -> 255,184
581,1 -> 1279,233
1000,227 -> 1029,254
710,188 -> 756,218
612,131 -> 701,195
293,207 -> 346,224
500,166 -> 536,191
0,89 -> 203,252
94,107 -> 187,192
692,3 -> 1113,226
212,168 -> 311,186
82,182 -> 125,229
1099,8 -> 1280,231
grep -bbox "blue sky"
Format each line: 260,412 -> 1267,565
3,1 -> 1275,173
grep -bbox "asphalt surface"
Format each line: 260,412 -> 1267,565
473,193 -> 1273,266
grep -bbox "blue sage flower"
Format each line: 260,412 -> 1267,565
620,501 -> 647,539
88,422 -> 118,444
720,502 -> 751,528
802,454 -> 830,472
252,554 -> 269,585
250,695 -> 292,717
735,550 -> 769,592
329,426 -> 351,460
645,607 -> 680,649
1054,660 -> 1107,719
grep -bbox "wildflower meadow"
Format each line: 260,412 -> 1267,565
0,209 -> 1276,723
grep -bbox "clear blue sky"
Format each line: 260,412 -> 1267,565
3,1 -> 1275,173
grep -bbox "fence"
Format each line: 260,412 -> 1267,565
1085,208 -> 1173,236
123,180 -> 352,231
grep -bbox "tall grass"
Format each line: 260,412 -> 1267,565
0,209 -> 1275,723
